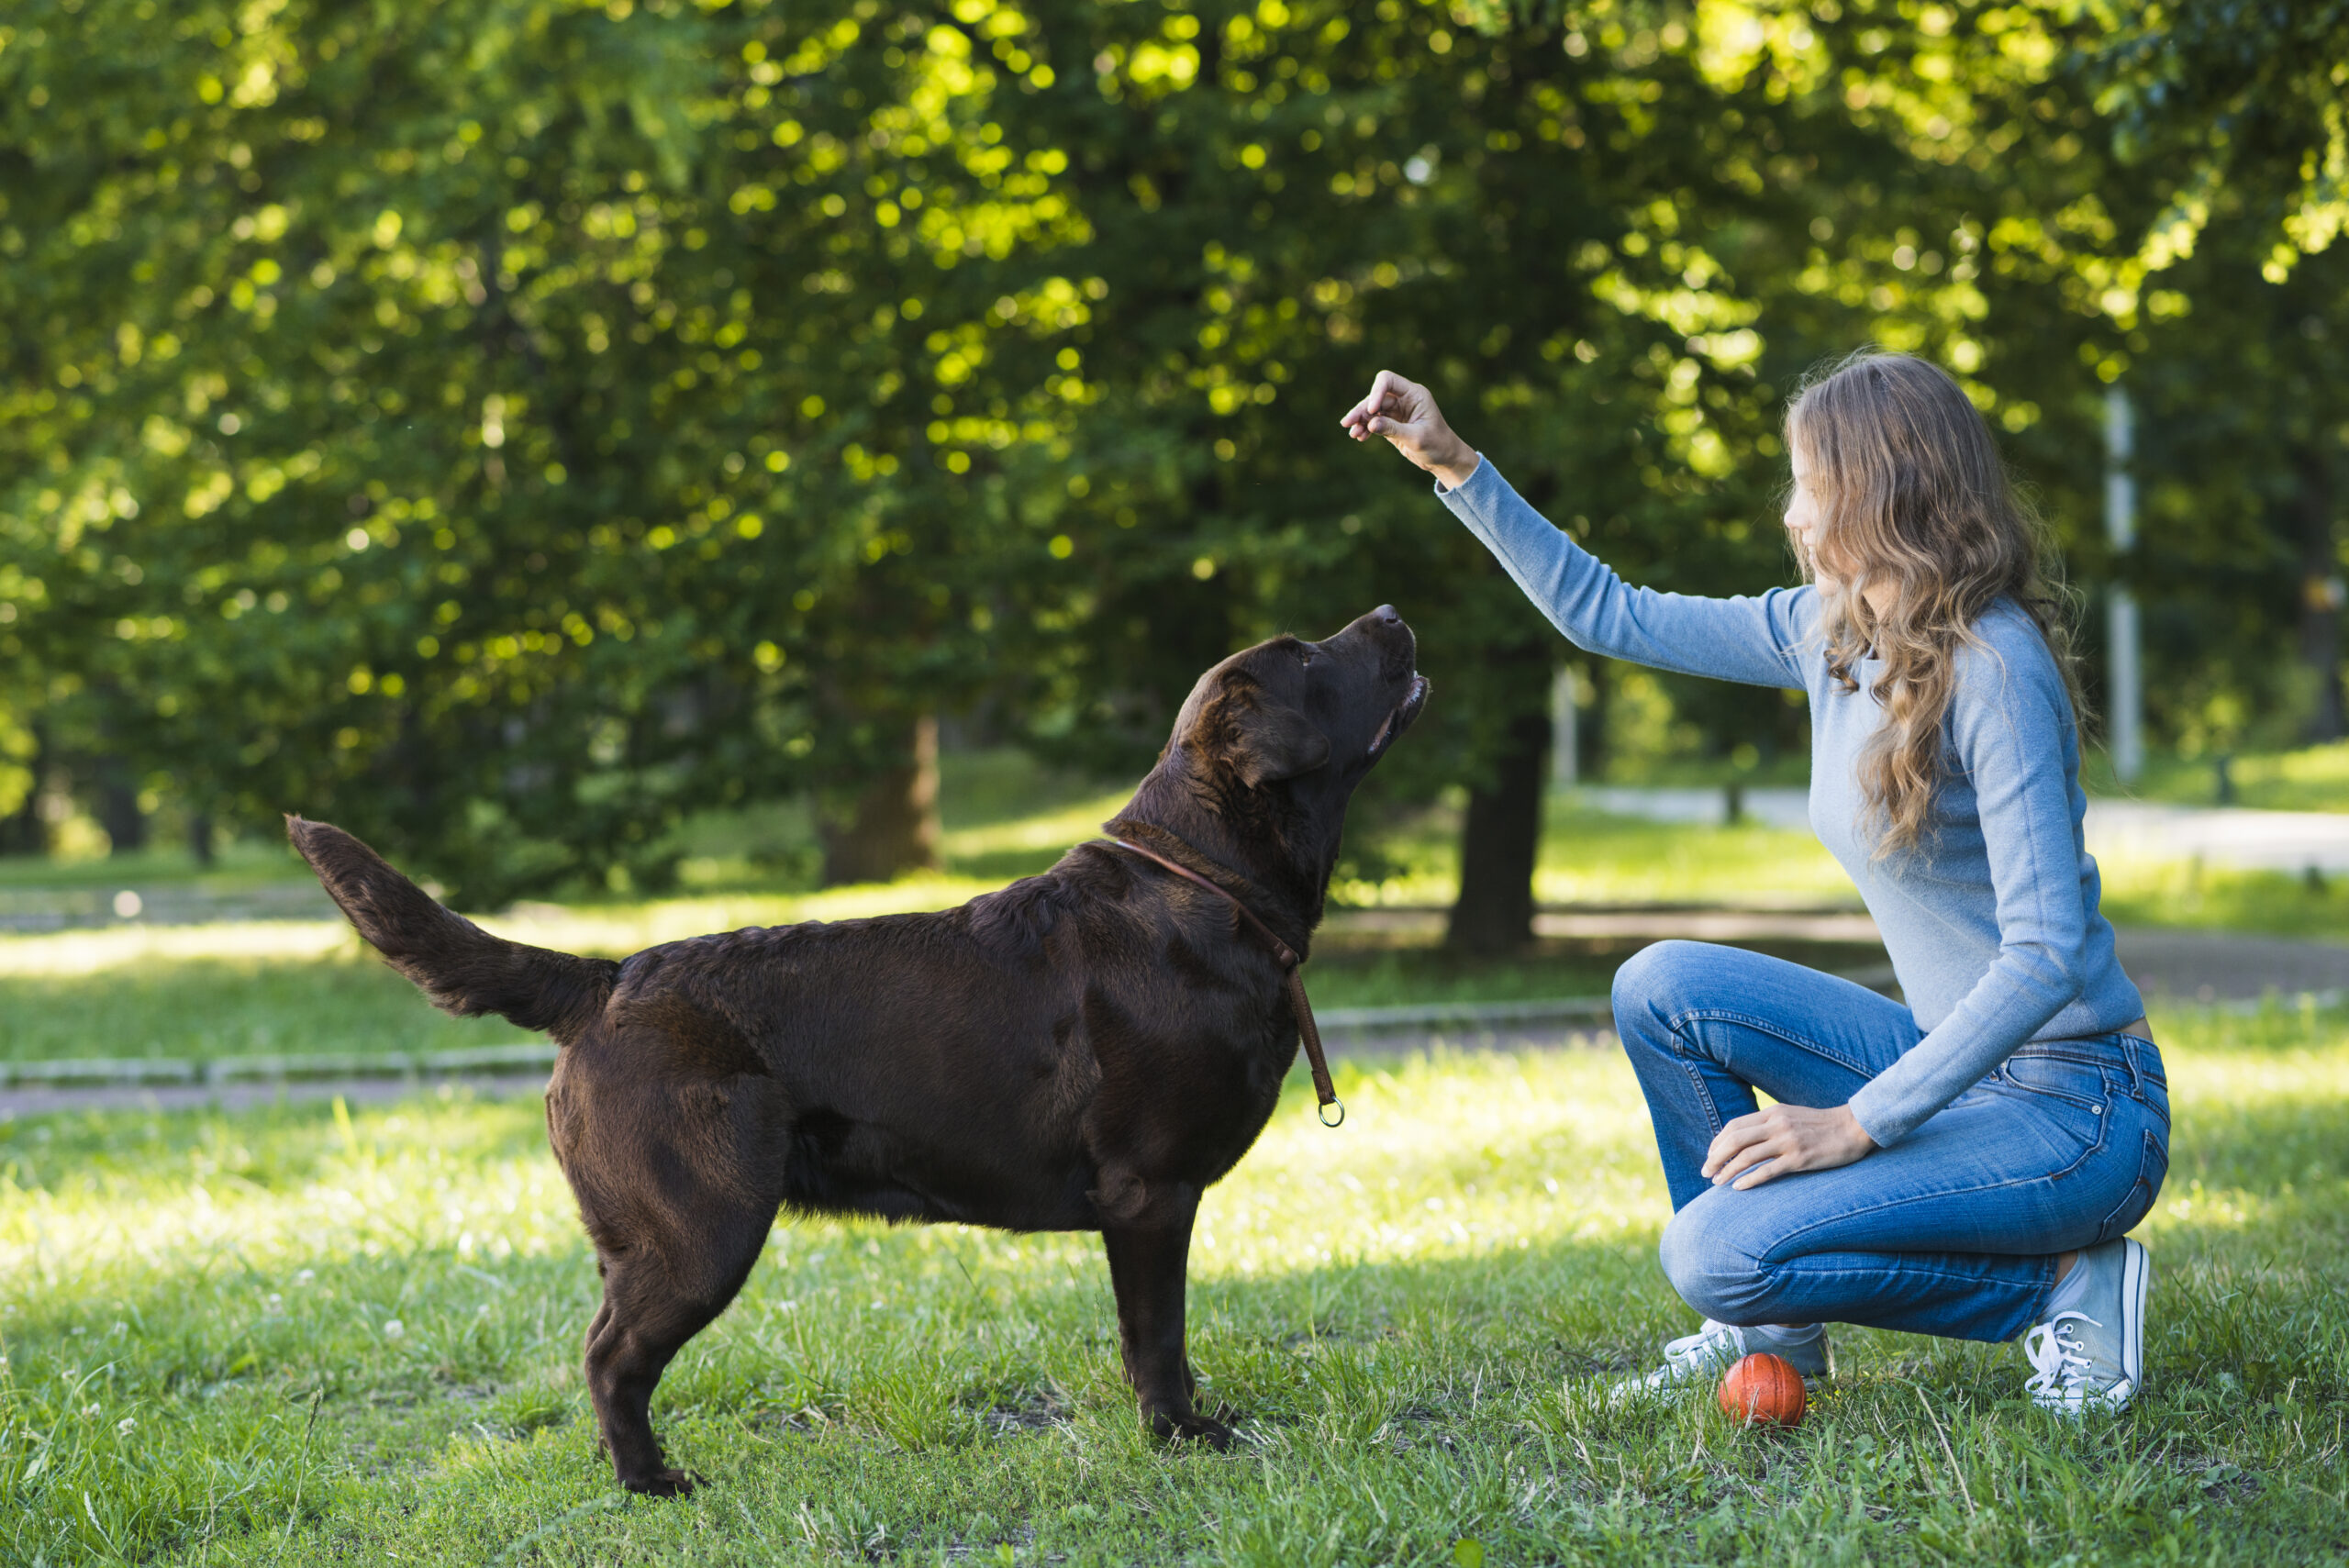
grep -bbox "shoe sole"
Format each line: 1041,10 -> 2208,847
2118,1238 -> 2148,1399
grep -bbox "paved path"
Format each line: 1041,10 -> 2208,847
2109,928 -> 2349,1005
6,918 -> 2342,1119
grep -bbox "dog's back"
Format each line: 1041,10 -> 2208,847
291,817 -> 1141,1229
588,864 -> 1178,1229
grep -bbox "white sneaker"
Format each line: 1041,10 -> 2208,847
2023,1238 -> 2150,1414
1608,1319 -> 1831,1402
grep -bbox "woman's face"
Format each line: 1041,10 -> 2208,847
1787,439 -> 1897,617
1784,441 -> 1842,595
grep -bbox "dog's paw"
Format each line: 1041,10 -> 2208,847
1148,1407 -> 1238,1450
621,1467 -> 702,1497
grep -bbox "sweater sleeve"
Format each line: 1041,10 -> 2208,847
1436,456 -> 1813,689
1845,629 -> 2094,1145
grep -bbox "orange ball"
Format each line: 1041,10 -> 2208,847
1717,1351 -> 1808,1428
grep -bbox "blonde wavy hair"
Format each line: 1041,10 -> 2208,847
1787,351 -> 2086,857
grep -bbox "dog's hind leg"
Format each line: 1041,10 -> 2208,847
1102,1189 -> 1233,1448
551,1051 -> 785,1496
582,1193 -> 774,1496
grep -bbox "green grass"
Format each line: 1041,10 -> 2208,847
1,1003 -> 2343,1564
0,946 -> 520,1065
0,773 -> 1891,1068
2082,740 -> 2349,814
16,774 -> 2349,1065
0,891 -> 1887,1069
0,839 -> 301,893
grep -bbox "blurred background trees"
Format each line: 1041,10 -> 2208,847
1,0 -> 2343,928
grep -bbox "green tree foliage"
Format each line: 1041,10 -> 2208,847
2071,2 -> 2349,746
1,0 -> 2342,910
0,0 -> 1095,901
2090,0 -> 2349,276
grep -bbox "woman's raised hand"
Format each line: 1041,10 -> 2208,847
1340,370 -> 1481,489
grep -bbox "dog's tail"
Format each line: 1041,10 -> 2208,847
287,816 -> 618,1040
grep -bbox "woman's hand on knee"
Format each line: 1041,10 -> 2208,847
1340,370 -> 1479,487
1702,1104 -> 1877,1190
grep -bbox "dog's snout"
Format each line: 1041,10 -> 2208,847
1340,605 -> 1413,642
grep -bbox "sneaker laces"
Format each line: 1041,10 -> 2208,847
1662,1320 -> 1747,1372
2022,1311 -> 2099,1398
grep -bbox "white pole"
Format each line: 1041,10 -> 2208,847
2105,384 -> 2144,784
1551,665 -> 1579,787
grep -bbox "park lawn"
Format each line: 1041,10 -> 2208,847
11,789 -> 2349,1065
0,791 -> 1892,1068
2080,739 -> 2349,815
0,1006 -> 2343,1565
0,917 -> 1662,1069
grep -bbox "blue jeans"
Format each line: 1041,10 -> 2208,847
1613,941 -> 2171,1343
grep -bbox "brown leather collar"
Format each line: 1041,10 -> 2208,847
1104,839 -> 1343,1128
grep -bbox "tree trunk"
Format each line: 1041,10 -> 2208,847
2297,445 -> 2344,743
1449,659 -> 1553,953
188,812 -> 217,868
820,713 -> 943,886
0,722 -> 45,857
1575,659 -> 1610,782
98,758 -> 148,856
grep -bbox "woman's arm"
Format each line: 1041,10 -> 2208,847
1844,625 -> 2096,1146
1343,371 -> 1811,690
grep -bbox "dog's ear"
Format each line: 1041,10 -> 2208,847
1222,695 -> 1330,787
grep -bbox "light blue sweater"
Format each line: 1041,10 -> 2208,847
1438,457 -> 2146,1146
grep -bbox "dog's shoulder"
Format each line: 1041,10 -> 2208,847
961,856 -> 1102,954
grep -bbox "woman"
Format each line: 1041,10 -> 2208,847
1341,352 -> 2167,1412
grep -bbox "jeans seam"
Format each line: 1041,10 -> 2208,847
1758,1258 -> 2047,1290
1661,1019 -> 1731,1140
1664,1007 -> 1880,1079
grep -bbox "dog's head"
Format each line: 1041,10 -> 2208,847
1171,605 -> 1428,796
1117,606 -> 1429,916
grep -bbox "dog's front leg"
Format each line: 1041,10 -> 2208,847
1102,1201 -> 1234,1447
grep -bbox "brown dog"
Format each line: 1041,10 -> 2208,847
289,606 -> 1426,1494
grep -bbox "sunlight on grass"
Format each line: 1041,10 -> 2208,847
0,921 -> 358,978
2098,850 -> 2349,942
1534,811 -> 1854,906
0,881 -> 1016,981
1332,800 -> 1858,909
484,879 -> 1013,957
2,1005 -> 2343,1563
938,790 -> 1131,860
2087,739 -> 2349,815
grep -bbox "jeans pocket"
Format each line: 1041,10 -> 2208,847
2000,1053 -> 2108,1108
2096,1129 -> 2169,1245
1998,1057 -> 2112,1164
